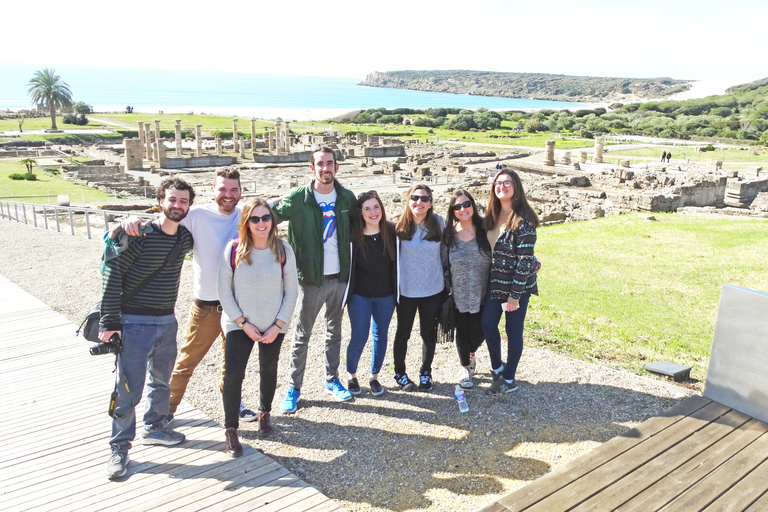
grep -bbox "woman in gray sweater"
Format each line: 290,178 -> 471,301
218,198 -> 298,456
441,190 -> 492,390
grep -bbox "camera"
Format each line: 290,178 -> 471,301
89,333 -> 123,356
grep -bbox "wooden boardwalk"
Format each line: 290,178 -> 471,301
0,275 -> 342,512
479,394 -> 768,511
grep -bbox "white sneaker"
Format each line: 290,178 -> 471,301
458,367 -> 473,389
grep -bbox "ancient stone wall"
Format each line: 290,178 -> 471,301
161,155 -> 238,169
363,146 -> 406,158
725,179 -> 768,207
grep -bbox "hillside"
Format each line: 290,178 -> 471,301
359,70 -> 693,103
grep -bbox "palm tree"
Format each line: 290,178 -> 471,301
19,158 -> 36,174
27,68 -> 73,130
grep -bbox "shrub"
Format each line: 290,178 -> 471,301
446,114 -> 477,131
9,173 -> 37,180
125,106 -> 134,113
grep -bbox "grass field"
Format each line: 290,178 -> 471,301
0,159 -> 112,203
0,116 -> 105,132
527,213 -> 768,385
607,146 -> 768,164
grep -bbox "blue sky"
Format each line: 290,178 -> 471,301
2,0 -> 765,82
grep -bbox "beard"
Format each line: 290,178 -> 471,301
163,206 -> 188,222
215,196 -> 238,214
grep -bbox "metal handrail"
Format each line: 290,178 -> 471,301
0,200 -> 156,239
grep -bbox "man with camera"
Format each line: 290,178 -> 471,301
99,178 -> 195,480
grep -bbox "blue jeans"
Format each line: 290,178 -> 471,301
346,293 -> 396,376
110,314 -> 178,451
480,291 -> 530,381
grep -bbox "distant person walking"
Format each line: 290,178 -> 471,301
661,151 -> 667,162
666,151 -> 672,163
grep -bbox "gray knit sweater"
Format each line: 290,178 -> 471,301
217,240 -> 299,334
443,237 -> 491,314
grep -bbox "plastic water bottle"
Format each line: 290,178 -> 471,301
455,384 -> 469,413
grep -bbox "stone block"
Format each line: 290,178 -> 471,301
704,284 -> 768,424
644,361 -> 691,381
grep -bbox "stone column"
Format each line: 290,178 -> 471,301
544,139 -> 556,166
137,122 -> 145,158
239,137 -> 245,159
232,118 -> 239,152
175,120 -> 183,157
562,151 -> 571,165
284,121 -> 291,154
267,131 -> 274,152
143,123 -> 152,160
275,120 -> 283,155
216,134 -> 222,156
250,119 -> 257,154
158,139 -> 167,168
579,151 -> 588,164
153,120 -> 161,162
124,138 -> 143,171
593,136 -> 605,164
195,124 -> 203,157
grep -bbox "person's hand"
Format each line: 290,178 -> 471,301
502,298 -> 519,312
121,216 -> 147,237
243,322 -> 261,341
98,330 -> 121,342
257,324 -> 280,344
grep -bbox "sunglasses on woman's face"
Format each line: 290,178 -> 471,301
410,195 -> 431,203
248,214 -> 273,224
451,200 -> 472,211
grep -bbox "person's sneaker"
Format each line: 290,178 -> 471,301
489,377 -> 518,395
106,448 -> 129,479
458,367 -> 474,389
257,412 -> 273,437
369,379 -> 385,396
225,427 -> 243,457
280,387 -> 300,414
468,353 -> 477,375
239,402 -> 258,422
347,377 -> 362,396
418,370 -> 433,391
325,379 -> 353,401
141,426 -> 185,446
394,373 -> 416,392
491,364 -> 505,381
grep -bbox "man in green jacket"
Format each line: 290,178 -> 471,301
273,147 -> 357,413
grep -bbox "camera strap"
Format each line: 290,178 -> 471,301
121,235 -> 182,306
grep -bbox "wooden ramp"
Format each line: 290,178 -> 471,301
480,284 -> 768,512
0,275 -> 342,512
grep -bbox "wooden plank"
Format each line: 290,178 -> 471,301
745,490 -> 768,511
571,409 -> 752,512
659,429 -> 768,511
701,456 -> 768,511
493,395 -> 713,511
616,420 -> 768,512
171,473 -> 304,512
523,400 -> 732,511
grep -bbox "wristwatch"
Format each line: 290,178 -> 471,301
237,320 -> 245,328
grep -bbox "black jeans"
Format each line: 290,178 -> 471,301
393,292 -> 442,375
222,329 -> 284,429
454,309 -> 485,367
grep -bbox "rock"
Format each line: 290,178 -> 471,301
568,176 -> 591,187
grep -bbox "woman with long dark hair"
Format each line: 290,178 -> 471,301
392,184 -> 445,392
343,190 -> 397,396
218,198 -> 298,455
442,189 -> 492,389
481,169 -> 539,394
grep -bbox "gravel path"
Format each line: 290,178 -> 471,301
0,218 -> 693,512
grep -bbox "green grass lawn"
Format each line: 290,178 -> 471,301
607,146 -> 768,164
527,213 -> 768,385
0,159 -> 112,203
91,112 -> 277,132
0,116 -> 105,132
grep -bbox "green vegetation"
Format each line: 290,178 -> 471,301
360,70 -> 692,102
27,69 -> 74,131
528,213 -> 768,384
607,146 -> 768,163
0,159 -> 111,203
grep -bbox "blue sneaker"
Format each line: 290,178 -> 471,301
280,387 -> 300,414
325,379 -> 353,402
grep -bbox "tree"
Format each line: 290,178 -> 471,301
27,68 -> 73,130
19,158 -> 36,174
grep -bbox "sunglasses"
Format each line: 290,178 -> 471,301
451,200 -> 472,211
410,195 -> 431,203
248,214 -> 273,223
494,180 -> 513,188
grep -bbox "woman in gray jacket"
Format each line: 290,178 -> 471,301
218,198 -> 298,456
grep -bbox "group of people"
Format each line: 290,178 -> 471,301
97,147 -> 539,480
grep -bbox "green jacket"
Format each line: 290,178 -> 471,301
273,179 -> 356,286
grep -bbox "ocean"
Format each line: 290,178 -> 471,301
1,64 -> 586,121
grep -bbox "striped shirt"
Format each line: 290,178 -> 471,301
489,218 -> 538,301
100,222 -> 194,330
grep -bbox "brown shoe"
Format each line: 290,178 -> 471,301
225,428 -> 242,457
258,412 -> 273,437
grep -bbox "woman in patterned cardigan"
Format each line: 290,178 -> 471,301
481,169 -> 540,395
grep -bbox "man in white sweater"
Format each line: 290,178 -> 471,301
123,167 -> 258,421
